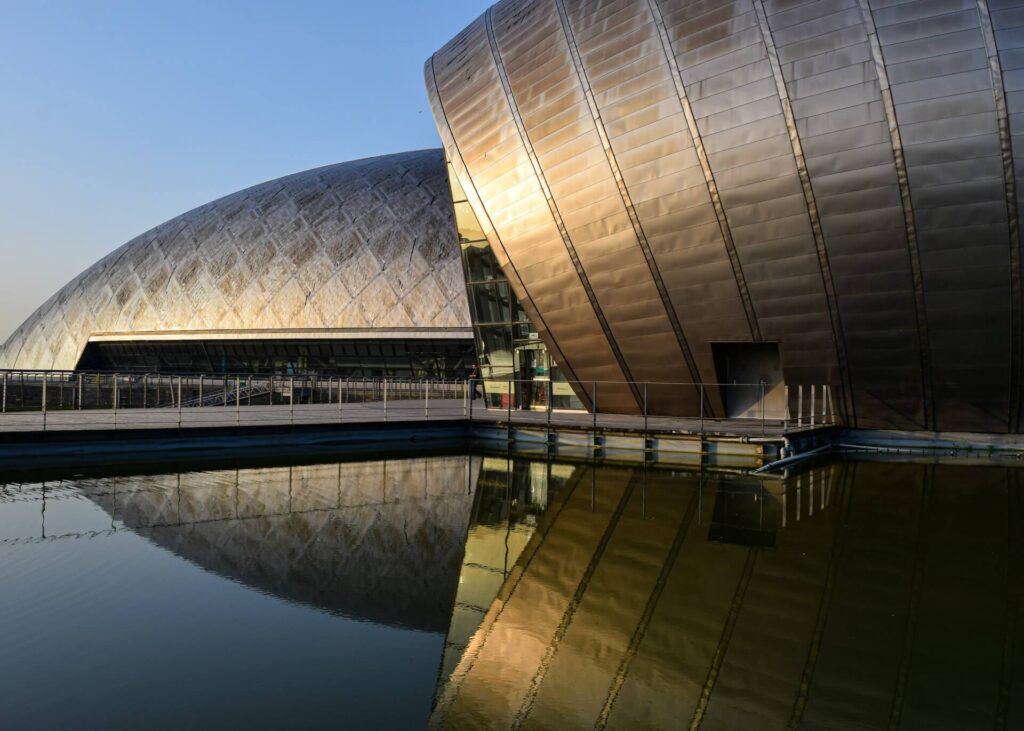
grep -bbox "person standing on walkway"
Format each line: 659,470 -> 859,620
468,365 -> 481,401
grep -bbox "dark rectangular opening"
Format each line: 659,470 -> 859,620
711,342 -> 785,419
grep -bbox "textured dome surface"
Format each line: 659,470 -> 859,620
0,149 -> 470,370
428,0 -> 1024,431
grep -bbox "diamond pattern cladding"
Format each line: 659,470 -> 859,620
0,149 -> 470,370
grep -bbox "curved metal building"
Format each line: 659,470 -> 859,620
427,0 -> 1024,431
0,149 -> 471,375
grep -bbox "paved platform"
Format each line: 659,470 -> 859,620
0,400 -> 843,473
0,399 -> 827,439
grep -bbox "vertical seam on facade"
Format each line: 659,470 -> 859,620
648,0 -> 761,342
484,7 -> 642,407
753,0 -> 855,423
976,0 -> 1023,432
553,0 -> 702,388
857,0 -> 934,431
426,55 -> 586,390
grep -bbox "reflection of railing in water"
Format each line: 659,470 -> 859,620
0,528 -> 118,546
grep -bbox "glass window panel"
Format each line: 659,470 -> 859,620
447,164 -> 468,203
475,325 -> 514,377
470,282 -> 512,325
512,323 -> 539,341
462,241 -> 503,283
454,201 -> 485,243
512,298 -> 531,323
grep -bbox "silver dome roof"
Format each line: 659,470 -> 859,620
0,148 -> 470,370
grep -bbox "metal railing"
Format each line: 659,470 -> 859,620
0,370 -> 472,432
0,369 -> 837,434
469,378 -> 836,436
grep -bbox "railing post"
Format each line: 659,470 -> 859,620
2,372 -> 6,413
425,379 -> 429,419
699,383 -> 705,436
77,373 -> 82,410
760,380 -> 766,436
290,376 -> 295,425
810,385 -> 816,427
547,379 -> 553,434
784,385 -> 790,428
236,376 -> 240,426
41,373 -> 47,432
143,374 -> 148,408
469,379 -> 474,423
508,379 -> 513,425
112,374 -> 118,430
798,385 -> 804,427
338,378 -> 343,423
177,375 -> 182,429
592,381 -> 598,432
463,379 -> 468,418
384,378 -> 388,421
643,382 -> 648,438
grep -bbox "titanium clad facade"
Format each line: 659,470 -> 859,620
427,0 -> 1024,431
0,150 -> 472,374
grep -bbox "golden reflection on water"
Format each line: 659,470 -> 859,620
435,457 -> 1022,731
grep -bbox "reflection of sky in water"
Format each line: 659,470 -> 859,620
1,455 -> 1022,730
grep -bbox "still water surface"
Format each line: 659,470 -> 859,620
0,452 -> 1020,729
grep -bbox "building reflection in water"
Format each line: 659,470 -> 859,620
1,456 -> 478,633
2,454 -> 1020,730
434,457 -> 1022,731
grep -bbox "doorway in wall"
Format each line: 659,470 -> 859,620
711,342 -> 786,419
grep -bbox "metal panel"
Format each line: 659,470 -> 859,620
763,0 -> 930,429
985,0 -> 1024,429
656,0 -> 844,395
871,0 -> 1012,431
555,0 -> 704,406
572,0 -> 757,410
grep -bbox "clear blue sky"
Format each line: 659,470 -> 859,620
0,0 -> 489,341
